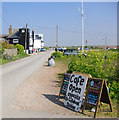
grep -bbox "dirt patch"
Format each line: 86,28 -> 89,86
13,61 -> 81,116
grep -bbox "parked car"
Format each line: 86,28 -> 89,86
41,48 -> 46,52
63,49 -> 79,56
80,47 -> 88,50
63,49 -> 87,58
55,47 -> 64,52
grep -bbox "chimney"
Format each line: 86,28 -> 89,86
9,25 -> 12,35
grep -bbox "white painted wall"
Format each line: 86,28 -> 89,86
34,40 -> 41,49
34,34 -> 44,49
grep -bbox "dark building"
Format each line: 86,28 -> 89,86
7,27 -> 30,53
19,28 -> 30,50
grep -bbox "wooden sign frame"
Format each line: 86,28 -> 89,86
58,73 -> 70,99
82,78 -> 113,118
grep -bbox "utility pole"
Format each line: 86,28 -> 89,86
86,40 -> 88,48
25,24 -> 28,53
56,25 -> 58,48
105,36 -> 107,48
81,0 -> 84,53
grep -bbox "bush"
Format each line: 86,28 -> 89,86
0,44 -> 4,54
8,44 -> 14,49
44,47 -> 49,50
67,50 -> 118,99
1,41 -> 15,49
15,44 -> 25,54
1,41 -> 9,49
52,52 -> 63,59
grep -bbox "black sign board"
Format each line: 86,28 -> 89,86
58,73 -> 70,99
86,79 -> 102,106
82,78 -> 113,118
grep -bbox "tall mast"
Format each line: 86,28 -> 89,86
82,0 -> 84,53
56,25 -> 58,48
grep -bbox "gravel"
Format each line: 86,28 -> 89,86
13,62 -> 87,118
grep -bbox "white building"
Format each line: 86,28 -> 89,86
29,33 -> 44,53
34,34 -> 44,51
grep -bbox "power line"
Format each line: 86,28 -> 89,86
31,26 -> 116,37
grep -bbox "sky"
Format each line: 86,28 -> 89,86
1,2 -> 117,46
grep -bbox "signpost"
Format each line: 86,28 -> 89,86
82,78 -> 113,118
64,74 -> 88,112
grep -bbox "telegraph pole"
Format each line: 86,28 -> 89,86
25,24 -> 28,53
105,36 -> 107,48
56,25 -> 58,48
81,0 -> 84,53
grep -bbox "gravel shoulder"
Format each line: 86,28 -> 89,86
13,61 -> 86,117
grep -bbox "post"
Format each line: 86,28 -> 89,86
105,36 -> 107,48
25,24 -> 28,53
82,0 -> 84,53
56,25 -> 58,48
32,29 -> 34,49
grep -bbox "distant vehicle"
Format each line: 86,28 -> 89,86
41,48 -> 46,52
63,49 -> 79,56
84,47 -> 88,50
63,49 -> 87,58
80,47 -> 88,50
55,47 -> 63,52
55,47 -> 67,52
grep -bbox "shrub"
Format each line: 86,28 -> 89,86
67,50 -> 118,99
15,44 -> 25,54
52,52 -> 63,58
1,41 -> 9,49
0,41 -> 15,49
44,47 -> 49,50
0,44 -> 4,54
8,44 -> 15,49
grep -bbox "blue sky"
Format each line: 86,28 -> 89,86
2,2 -> 117,46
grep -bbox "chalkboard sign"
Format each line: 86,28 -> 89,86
61,73 -> 70,94
58,73 -> 70,99
64,74 -> 88,112
82,78 -> 113,118
86,79 -> 103,106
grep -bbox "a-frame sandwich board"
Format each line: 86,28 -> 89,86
82,78 -> 113,118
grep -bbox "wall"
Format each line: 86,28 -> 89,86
3,48 -> 17,56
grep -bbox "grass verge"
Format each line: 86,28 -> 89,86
0,54 -> 29,65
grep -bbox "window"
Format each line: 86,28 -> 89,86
22,29 -> 25,33
13,39 -> 19,43
35,35 -> 42,40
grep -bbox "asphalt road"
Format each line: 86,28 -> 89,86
1,50 -> 87,118
1,50 -> 62,118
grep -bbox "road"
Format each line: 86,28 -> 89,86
1,50 -> 87,118
1,50 -> 63,118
